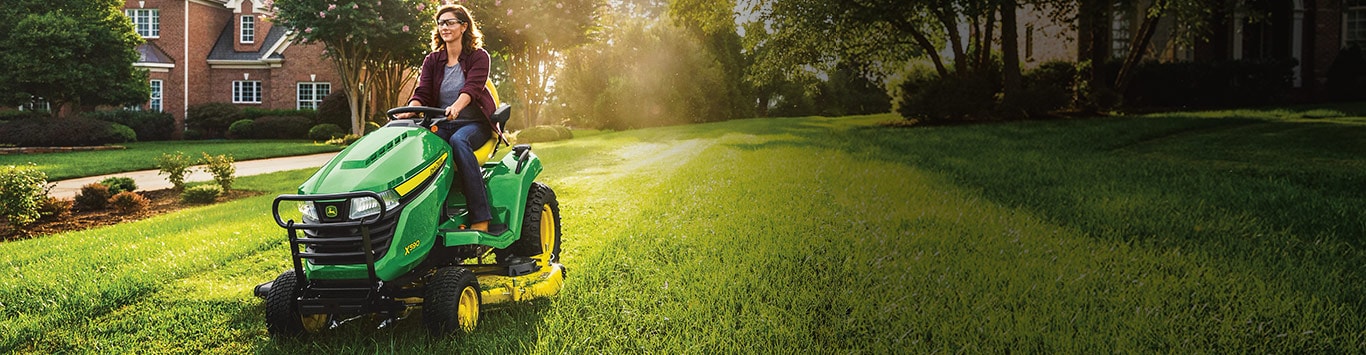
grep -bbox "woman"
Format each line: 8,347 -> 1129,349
403,4 -> 498,232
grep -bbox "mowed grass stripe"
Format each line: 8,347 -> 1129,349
1,170 -> 316,353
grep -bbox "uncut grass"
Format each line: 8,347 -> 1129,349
3,105 -> 1364,352
0,140 -> 341,181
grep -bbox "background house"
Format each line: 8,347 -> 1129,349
125,0 -> 340,134
1017,0 -> 1361,97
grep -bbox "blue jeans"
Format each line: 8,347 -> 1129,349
434,107 -> 492,224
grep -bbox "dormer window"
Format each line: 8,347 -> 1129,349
240,15 -> 255,43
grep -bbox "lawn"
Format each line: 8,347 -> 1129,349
2,105 -> 1363,353
0,140 -> 342,181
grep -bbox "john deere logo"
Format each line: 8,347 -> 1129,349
324,205 -> 339,218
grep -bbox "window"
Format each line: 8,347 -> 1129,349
149,80 -> 163,112
1349,1 -> 1366,49
1025,24 -> 1035,60
1111,4 -> 1132,59
19,97 -> 50,112
233,81 -> 262,104
125,9 -> 159,38
297,82 -> 331,110
240,15 -> 255,43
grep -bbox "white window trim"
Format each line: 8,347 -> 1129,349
125,9 -> 160,39
240,15 -> 255,44
232,80 -> 262,104
296,82 -> 331,110
150,80 -> 163,112
1347,3 -> 1366,49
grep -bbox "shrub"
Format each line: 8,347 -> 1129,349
82,110 -> 175,141
157,151 -> 194,190
75,183 -> 111,211
108,191 -> 150,214
1325,46 -> 1366,101
37,196 -> 73,221
317,91 -> 352,128
1122,59 -> 1294,109
0,110 -> 47,122
100,176 -> 138,194
1011,60 -> 1078,117
228,119 -> 256,139
242,108 -> 317,121
308,123 -> 345,141
516,125 -> 574,143
181,184 -> 223,204
0,117 -> 138,147
252,116 -> 312,139
0,165 -> 47,229
326,134 -> 362,146
896,72 -> 998,124
186,102 -> 243,139
200,153 -> 236,191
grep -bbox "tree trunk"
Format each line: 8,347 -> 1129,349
1001,0 -> 1021,114
897,19 -> 949,77
936,8 -> 968,75
979,9 -> 997,71
1114,0 -> 1167,94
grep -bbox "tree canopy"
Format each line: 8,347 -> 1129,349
0,0 -> 149,117
269,0 -> 434,135
475,0 -> 602,129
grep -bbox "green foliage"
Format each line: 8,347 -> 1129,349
476,0 -> 603,128
186,103 -> 244,139
552,14 -> 730,130
315,91 -> 352,128
74,183 -> 111,211
107,191 -> 149,215
0,164 -> 47,229
0,0 -> 149,115
308,123 -> 345,141
515,125 -> 573,143
1013,60 -> 1078,116
1125,59 -> 1296,109
1325,46 -> 1366,101
82,110 -> 175,141
99,176 -> 138,195
156,151 -> 194,191
268,0 -> 435,135
241,108 -> 318,121
0,117 -> 137,147
896,70 -> 998,124
251,116 -> 313,139
227,119 -> 256,139
180,184 -> 223,204
200,153 -> 236,191
326,134 -> 362,146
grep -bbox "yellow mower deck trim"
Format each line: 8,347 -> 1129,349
475,261 -> 566,305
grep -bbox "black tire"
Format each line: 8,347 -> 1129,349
264,270 -> 304,337
509,182 -> 562,262
424,266 -> 481,336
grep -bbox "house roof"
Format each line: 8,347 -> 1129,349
135,42 -> 173,64
207,21 -> 287,61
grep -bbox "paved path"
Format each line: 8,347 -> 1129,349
49,152 -> 338,199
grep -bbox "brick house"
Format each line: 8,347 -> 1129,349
124,0 -> 340,136
1017,0 -> 1362,95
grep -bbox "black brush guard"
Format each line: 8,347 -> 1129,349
271,192 -> 406,316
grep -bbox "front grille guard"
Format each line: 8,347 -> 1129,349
272,191 -> 391,287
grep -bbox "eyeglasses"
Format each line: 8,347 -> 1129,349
437,19 -> 466,27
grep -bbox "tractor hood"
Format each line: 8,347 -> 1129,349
298,127 -> 450,195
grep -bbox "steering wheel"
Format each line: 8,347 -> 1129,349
385,106 -> 448,127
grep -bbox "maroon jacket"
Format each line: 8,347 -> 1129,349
409,48 -> 496,122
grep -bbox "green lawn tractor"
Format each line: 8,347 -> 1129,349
253,93 -> 565,338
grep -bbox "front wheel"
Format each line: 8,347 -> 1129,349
264,270 -> 329,337
424,266 -> 481,336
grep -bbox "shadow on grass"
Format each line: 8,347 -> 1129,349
250,299 -> 556,353
720,112 -> 1366,309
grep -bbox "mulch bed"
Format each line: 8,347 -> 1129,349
0,188 -> 262,242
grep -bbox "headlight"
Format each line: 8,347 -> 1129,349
349,190 -> 400,219
298,201 -> 318,222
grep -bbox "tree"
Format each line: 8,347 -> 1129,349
476,0 -> 602,129
0,0 -> 149,118
270,0 -> 435,135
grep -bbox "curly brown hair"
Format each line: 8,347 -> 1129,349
431,4 -> 484,53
